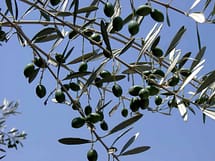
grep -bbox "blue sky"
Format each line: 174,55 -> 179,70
0,1 -> 215,161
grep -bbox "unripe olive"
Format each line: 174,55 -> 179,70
112,84 -> 123,97
71,117 -> 85,128
128,20 -> 139,36
150,9 -> 164,22
55,89 -> 65,103
104,2 -> 114,17
112,16 -> 123,31
87,149 -> 98,161
36,84 -> 46,98
136,5 -> 152,16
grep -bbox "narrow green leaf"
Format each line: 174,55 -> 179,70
100,20 -> 112,53
190,46 -> 206,69
76,6 -> 98,14
120,133 -> 139,155
111,127 -> 133,147
14,0 -> 18,20
32,27 -> 63,43
86,0 -> 99,18
196,70 -> 215,94
120,146 -> 150,156
178,52 -> 191,69
97,75 -> 126,83
63,72 -> 91,80
34,34 -> 59,43
119,38 -> 135,56
108,113 -> 143,135
165,26 -> 186,57
166,8 -> 171,27
196,23 -> 201,50
58,137 -> 91,145
6,0 -> 14,17
73,0 -> 79,25
67,50 -> 99,64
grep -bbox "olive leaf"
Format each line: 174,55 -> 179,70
189,12 -> 206,23
165,26 -> 186,57
178,52 -> 191,69
108,113 -> 143,135
176,98 -> 188,121
73,0 -> 79,25
63,72 -> 91,80
31,27 -> 63,43
196,70 -> 215,94
190,46 -> 206,69
120,132 -> 139,155
6,0 -> 13,18
58,137 -> 91,145
100,20 -> 112,53
119,146 -> 151,156
201,108 -> 215,120
76,5 -> 98,14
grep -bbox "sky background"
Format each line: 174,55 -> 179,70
0,1 -> 215,161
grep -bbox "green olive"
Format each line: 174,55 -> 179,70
36,84 -> 46,98
112,16 -> 123,31
104,2 -> 114,17
87,149 -> 98,161
71,117 -> 85,128
24,63 -> 35,78
150,9 -> 164,22
129,85 -> 143,96
55,89 -> 65,103
128,20 -> 139,35
136,5 -> 152,16
112,84 -> 123,97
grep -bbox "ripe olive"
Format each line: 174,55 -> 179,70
99,70 -> 111,78
36,84 -> 46,98
87,149 -> 98,161
168,76 -> 180,86
150,9 -> 164,22
138,88 -> 149,99
112,84 -> 123,97
94,77 -> 103,88
152,48 -> 163,57
112,16 -> 123,31
24,63 -> 35,78
130,97 -> 141,112
128,20 -> 139,35
129,85 -> 143,96
100,120 -> 109,131
121,108 -> 128,117
71,117 -> 85,128
136,5 -> 152,16
147,85 -> 160,96
34,57 -> 46,68
69,82 -> 80,91
155,95 -> 162,105
50,0 -> 61,6
104,2 -> 114,17
84,105 -> 92,115
55,89 -> 65,103
55,54 -> 65,63
90,33 -> 101,44
79,61 -> 88,72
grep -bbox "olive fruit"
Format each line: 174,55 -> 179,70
69,82 -> 80,91
155,95 -> 162,105
84,105 -> 92,115
100,120 -> 108,131
34,57 -> 46,68
0,30 -> 6,41
61,84 -> 70,92
99,70 -> 111,78
87,149 -> 98,161
55,89 -> 65,103
180,69 -> 191,77
90,33 -> 101,44
152,69 -> 165,78
94,77 -> 103,88
150,9 -> 164,22
152,48 -> 163,57
138,88 -> 149,99
136,5 -> 152,16
86,113 -> 101,124
130,97 -> 141,112
50,0 -> 61,6
121,108 -> 128,117
147,85 -> 159,96
24,63 -> 35,78
112,84 -> 123,97
104,2 -> 114,17
103,49 -> 112,58
128,20 -> 139,35
168,76 -> 180,86
128,85 -> 143,96
55,54 -> 65,63
79,62 -> 88,72
71,117 -> 85,128
36,84 -> 46,98
140,98 -> 149,109
72,101 -> 81,110
112,16 -> 123,31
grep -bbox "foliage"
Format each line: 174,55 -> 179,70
0,0 -> 215,160
0,99 -> 27,159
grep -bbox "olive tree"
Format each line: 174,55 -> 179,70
0,0 -> 215,161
